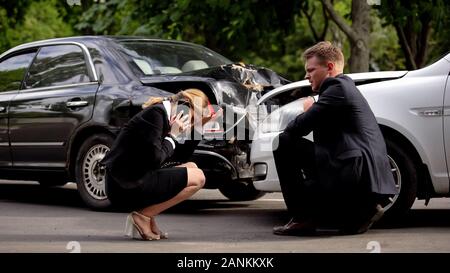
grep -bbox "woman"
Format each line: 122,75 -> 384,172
102,88 -> 217,240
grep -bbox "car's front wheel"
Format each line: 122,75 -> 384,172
75,134 -> 113,210
219,179 -> 266,201
383,139 -> 418,219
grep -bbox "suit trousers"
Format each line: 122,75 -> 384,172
273,131 -> 384,228
273,132 -> 321,221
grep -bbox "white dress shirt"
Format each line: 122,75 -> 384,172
162,100 -> 176,149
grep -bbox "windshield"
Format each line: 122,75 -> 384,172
117,40 -> 232,76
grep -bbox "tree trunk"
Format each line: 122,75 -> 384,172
322,0 -> 371,72
348,0 -> 370,72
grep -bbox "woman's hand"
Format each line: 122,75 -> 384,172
169,112 -> 191,138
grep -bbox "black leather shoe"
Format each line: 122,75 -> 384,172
357,204 -> 384,233
340,204 -> 385,235
273,218 -> 317,236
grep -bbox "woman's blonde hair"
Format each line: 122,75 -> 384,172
142,88 -> 209,118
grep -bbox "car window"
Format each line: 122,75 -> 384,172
24,45 -> 90,89
0,51 -> 36,92
117,41 -> 232,76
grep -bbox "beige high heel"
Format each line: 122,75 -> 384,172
124,211 -> 160,240
133,211 -> 169,239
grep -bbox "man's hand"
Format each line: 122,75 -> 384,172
303,96 -> 315,112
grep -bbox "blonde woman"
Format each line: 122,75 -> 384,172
102,89 -> 217,240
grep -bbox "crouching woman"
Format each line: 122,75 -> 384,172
102,88 -> 216,240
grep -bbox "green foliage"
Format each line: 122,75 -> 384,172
369,10 -> 405,70
1,0 -> 449,79
0,0 -> 73,53
377,0 -> 449,68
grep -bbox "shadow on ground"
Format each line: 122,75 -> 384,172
1,182 -> 449,233
0,182 -> 254,213
0,183 -> 85,208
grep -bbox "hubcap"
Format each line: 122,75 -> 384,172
82,144 -> 110,200
385,155 -> 401,211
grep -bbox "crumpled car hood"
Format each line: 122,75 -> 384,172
179,63 -> 290,91
140,63 -> 290,106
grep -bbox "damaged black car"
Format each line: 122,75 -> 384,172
0,36 -> 289,209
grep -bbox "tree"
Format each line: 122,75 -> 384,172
378,0 -> 447,70
300,0 -> 329,42
0,0 -> 33,52
6,0 -> 73,50
321,0 -> 371,72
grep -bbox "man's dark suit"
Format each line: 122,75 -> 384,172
273,74 -> 397,224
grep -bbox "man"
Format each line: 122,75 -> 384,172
272,41 -> 398,235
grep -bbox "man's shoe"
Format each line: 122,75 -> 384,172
357,204 -> 385,234
273,218 -> 317,236
340,204 -> 385,235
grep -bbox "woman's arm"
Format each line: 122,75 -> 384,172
135,107 -> 176,167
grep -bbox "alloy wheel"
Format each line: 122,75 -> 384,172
82,144 -> 110,200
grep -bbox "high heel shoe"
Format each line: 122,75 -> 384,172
133,211 -> 169,239
124,212 -> 160,240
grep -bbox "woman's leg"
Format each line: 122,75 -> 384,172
140,164 -> 204,216
176,162 -> 198,168
132,163 -> 205,236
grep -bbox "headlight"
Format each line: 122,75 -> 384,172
258,98 -> 306,133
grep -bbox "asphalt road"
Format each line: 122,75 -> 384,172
0,180 -> 450,253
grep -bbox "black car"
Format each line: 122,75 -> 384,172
0,36 -> 288,209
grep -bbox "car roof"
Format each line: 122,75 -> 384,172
0,36 -> 207,59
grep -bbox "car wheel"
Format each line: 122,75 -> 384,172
75,134 -> 113,210
383,139 -> 418,219
219,179 -> 266,201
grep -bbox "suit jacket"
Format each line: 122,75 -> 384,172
102,103 -> 176,189
284,74 -> 397,195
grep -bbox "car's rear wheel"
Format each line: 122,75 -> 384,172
75,134 -> 113,210
383,139 -> 418,219
219,179 -> 266,201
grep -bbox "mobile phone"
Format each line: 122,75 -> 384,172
177,100 -> 190,117
177,108 -> 188,117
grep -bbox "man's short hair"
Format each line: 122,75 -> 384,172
303,41 -> 344,69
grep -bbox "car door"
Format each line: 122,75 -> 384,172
444,74 -> 450,183
0,50 -> 37,167
8,44 -> 99,168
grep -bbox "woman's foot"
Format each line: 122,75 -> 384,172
130,212 -> 160,240
150,217 -> 169,239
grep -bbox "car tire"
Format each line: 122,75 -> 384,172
219,179 -> 266,201
75,134 -> 113,210
383,138 -> 418,219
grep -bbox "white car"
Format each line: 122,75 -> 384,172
250,54 -> 450,217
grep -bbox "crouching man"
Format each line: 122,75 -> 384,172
273,41 -> 398,235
